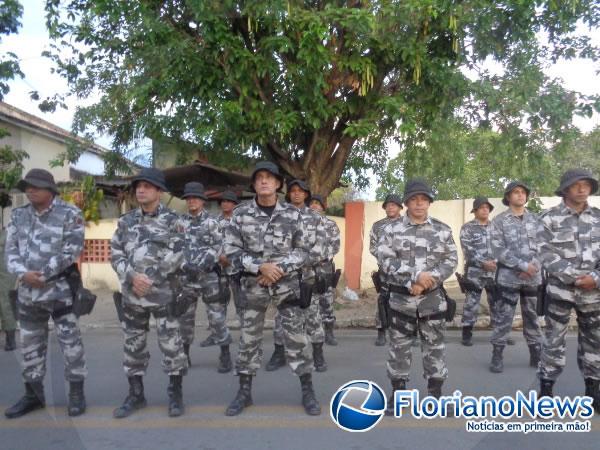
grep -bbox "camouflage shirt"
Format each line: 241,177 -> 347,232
177,210 -> 221,290
111,203 -> 184,307
490,209 -> 544,288
216,213 -> 236,276
323,216 -> 341,261
460,219 -> 495,285
223,198 -> 308,280
5,197 -> 84,303
378,214 -> 458,316
539,201 -> 600,301
298,205 -> 327,279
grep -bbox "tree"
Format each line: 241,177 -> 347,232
0,0 -> 27,191
44,1 -> 599,195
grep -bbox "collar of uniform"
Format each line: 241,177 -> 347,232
471,218 -> 490,227
403,214 -> 432,226
252,198 -> 284,216
506,208 -> 530,219
559,200 -> 591,216
137,202 -> 165,218
184,209 -> 208,221
30,195 -> 58,217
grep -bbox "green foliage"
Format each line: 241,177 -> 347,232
61,175 -> 104,224
42,1 -> 600,195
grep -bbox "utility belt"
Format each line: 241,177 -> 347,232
387,284 -> 456,322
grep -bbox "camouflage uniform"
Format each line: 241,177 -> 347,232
224,199 -> 312,376
0,229 -> 17,335
315,216 -> 340,325
490,209 -> 543,347
538,201 -> 600,382
111,203 -> 187,377
178,210 -> 226,347
5,197 -> 87,383
370,217 -> 396,328
459,219 -> 497,326
378,214 -> 458,382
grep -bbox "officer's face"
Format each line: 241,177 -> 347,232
565,180 -> 592,205
220,200 -> 236,214
405,194 -> 430,221
288,185 -> 308,207
25,185 -> 54,208
474,204 -> 490,221
253,171 -> 280,196
309,200 -> 324,213
135,181 -> 161,205
507,187 -> 527,207
384,202 -> 402,219
186,197 -> 205,214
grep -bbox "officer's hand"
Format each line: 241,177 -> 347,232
525,263 -> 538,277
410,283 -> 425,296
417,272 -> 435,290
575,275 -> 597,291
518,271 -> 532,280
257,275 -> 274,287
132,274 -> 153,297
259,263 -> 284,283
219,254 -> 230,267
482,260 -> 497,272
22,271 -> 45,288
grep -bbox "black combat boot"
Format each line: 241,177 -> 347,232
225,374 -> 253,416
528,344 -> 541,368
217,345 -> 233,373
324,322 -> 338,346
385,379 -> 406,416
113,376 -> 147,419
584,378 -> 600,414
167,375 -> 184,417
4,330 -> 16,351
68,380 -> 86,416
265,344 -> 286,371
539,379 -> 554,398
183,343 -> 191,367
374,328 -> 386,346
312,343 -> 327,372
4,381 -> 45,419
490,345 -> 504,373
199,335 -> 217,347
428,378 -> 454,416
299,373 -> 321,416
461,325 -> 473,346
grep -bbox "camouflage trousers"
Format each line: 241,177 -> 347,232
315,286 -> 336,325
387,309 -> 447,381
461,284 -> 496,327
539,296 -> 600,381
201,298 -> 232,346
273,294 -> 324,346
17,297 -> 87,382
0,288 -> 16,331
237,275 -> 313,376
121,302 -> 188,377
180,298 -> 198,345
491,286 -> 542,346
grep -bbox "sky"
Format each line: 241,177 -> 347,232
1,0 -> 599,198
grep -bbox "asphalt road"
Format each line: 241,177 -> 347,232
0,328 -> 598,450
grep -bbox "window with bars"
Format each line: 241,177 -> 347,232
82,239 -> 111,262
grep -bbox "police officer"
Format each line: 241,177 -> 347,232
266,179 -> 328,372
309,195 -> 341,346
369,194 -> 403,346
4,169 -> 87,418
377,179 -> 458,414
0,225 -> 17,351
459,197 -> 500,346
538,169 -> 600,413
215,190 -> 245,322
178,182 -> 231,372
224,162 -> 320,416
111,168 -> 188,418
489,181 -> 544,373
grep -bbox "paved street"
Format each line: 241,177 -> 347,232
0,328 -> 598,450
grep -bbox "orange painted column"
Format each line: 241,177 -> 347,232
344,201 -> 365,290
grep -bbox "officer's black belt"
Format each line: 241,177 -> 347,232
241,271 -> 258,277
388,285 -> 440,296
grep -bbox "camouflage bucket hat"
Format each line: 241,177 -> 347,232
219,190 -> 239,204
285,179 -> 311,203
131,167 -> 168,192
502,181 -> 530,206
382,193 -> 403,209
17,169 -> 59,194
471,196 -> 494,213
555,169 -> 598,196
249,161 -> 284,192
181,181 -> 208,200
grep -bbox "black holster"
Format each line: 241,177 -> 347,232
332,267 -> 342,288
372,271 -> 382,293
231,273 -> 247,311
299,280 -> 314,309
536,271 -> 549,316
441,285 -> 456,322
113,291 -> 125,323
168,291 -> 197,318
8,289 -> 18,318
47,263 -> 96,317
377,289 -> 391,329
